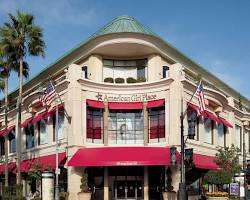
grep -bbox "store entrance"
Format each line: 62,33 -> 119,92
114,180 -> 143,199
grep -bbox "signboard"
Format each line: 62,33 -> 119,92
230,183 -> 239,196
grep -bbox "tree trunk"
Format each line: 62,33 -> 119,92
16,57 -> 23,185
4,76 -> 8,187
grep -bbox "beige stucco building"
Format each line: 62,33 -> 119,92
0,16 -> 250,200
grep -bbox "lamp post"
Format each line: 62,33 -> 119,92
243,121 -> 250,200
179,111 -> 187,200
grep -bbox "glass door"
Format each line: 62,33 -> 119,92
114,180 -> 142,199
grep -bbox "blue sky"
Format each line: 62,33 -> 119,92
0,0 -> 249,99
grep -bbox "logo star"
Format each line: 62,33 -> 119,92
96,93 -> 103,101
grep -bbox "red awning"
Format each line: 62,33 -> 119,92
109,102 -> 143,110
204,111 -> 220,124
218,117 -> 233,128
147,99 -> 165,108
19,152 -> 66,172
188,103 -> 199,111
0,126 -> 15,136
68,147 -> 171,167
32,111 -> 47,124
193,154 -> 220,170
87,99 -> 104,109
21,117 -> 33,128
45,103 -> 64,118
0,162 -> 16,174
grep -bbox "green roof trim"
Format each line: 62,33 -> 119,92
89,15 -> 159,39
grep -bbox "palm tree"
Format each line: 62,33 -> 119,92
0,10 -> 44,185
0,41 -> 29,187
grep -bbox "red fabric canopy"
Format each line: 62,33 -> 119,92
147,99 -> 165,108
204,111 -> 220,124
193,154 -> 220,170
68,147 -> 171,167
218,117 -> 233,128
18,152 -> 66,172
0,126 -> 15,136
109,102 -> 143,110
87,99 -> 104,109
21,118 -> 33,128
32,111 -> 47,124
188,103 -> 199,111
0,162 -> 16,174
45,104 -> 64,118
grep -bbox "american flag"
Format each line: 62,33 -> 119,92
194,81 -> 206,115
40,81 -> 56,108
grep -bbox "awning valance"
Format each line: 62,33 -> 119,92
218,117 -> 233,128
193,154 -> 220,170
0,162 -> 16,174
45,103 -> 64,118
147,99 -> 165,108
204,111 -> 221,124
0,126 -> 15,136
68,147 -> 171,167
87,99 -> 104,109
32,111 -> 47,124
21,118 -> 33,128
109,102 -> 143,110
17,152 -> 66,173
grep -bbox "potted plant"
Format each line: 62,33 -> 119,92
115,77 -> 125,84
137,77 -> 146,82
126,77 -> 137,83
78,170 -> 91,200
104,77 -> 114,83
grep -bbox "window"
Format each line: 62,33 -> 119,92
148,107 -> 165,142
235,125 -> 242,152
109,110 -> 144,144
82,66 -> 88,79
215,123 -> 225,147
38,117 -> 48,145
103,59 -> 147,81
245,129 -> 250,154
25,123 -> 35,149
162,66 -> 169,78
187,109 -> 199,140
87,107 -> 103,143
0,136 -> 4,156
53,108 -> 65,141
9,129 -> 16,153
204,118 -> 213,144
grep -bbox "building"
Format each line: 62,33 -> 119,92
0,16 -> 249,200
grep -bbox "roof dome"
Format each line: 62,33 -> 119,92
89,15 -> 158,39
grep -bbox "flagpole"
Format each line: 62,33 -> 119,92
55,102 -> 59,200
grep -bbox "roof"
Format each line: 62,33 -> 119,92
89,15 -> 158,39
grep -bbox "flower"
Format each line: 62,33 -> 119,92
206,191 -> 229,197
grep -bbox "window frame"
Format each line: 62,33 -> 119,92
25,123 -> 35,149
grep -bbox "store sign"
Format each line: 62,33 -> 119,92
96,92 -> 157,102
230,183 -> 239,196
116,161 -> 139,166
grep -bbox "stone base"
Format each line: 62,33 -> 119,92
163,192 -> 177,200
77,192 -> 91,200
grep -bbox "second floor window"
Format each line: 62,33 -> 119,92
25,123 -> 35,149
38,118 -> 48,145
87,107 -> 103,142
0,136 -> 4,156
148,107 -> 165,142
235,125 -> 242,151
53,108 -> 65,141
215,123 -> 225,147
9,129 -> 16,153
82,66 -> 88,79
204,118 -> 213,144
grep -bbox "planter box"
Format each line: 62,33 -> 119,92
207,197 -> 228,200
163,192 -> 177,200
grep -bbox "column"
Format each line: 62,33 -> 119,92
67,166 -> 82,200
104,167 -> 109,200
143,102 -> 149,145
103,101 -> 109,146
144,166 -> 149,200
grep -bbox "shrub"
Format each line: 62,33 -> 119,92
104,77 -> 114,83
137,77 -> 146,82
115,77 -> 125,84
80,171 -> 90,193
126,77 -> 137,83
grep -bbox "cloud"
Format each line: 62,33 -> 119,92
0,0 -> 97,26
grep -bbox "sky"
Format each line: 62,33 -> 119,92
0,0 -> 249,99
